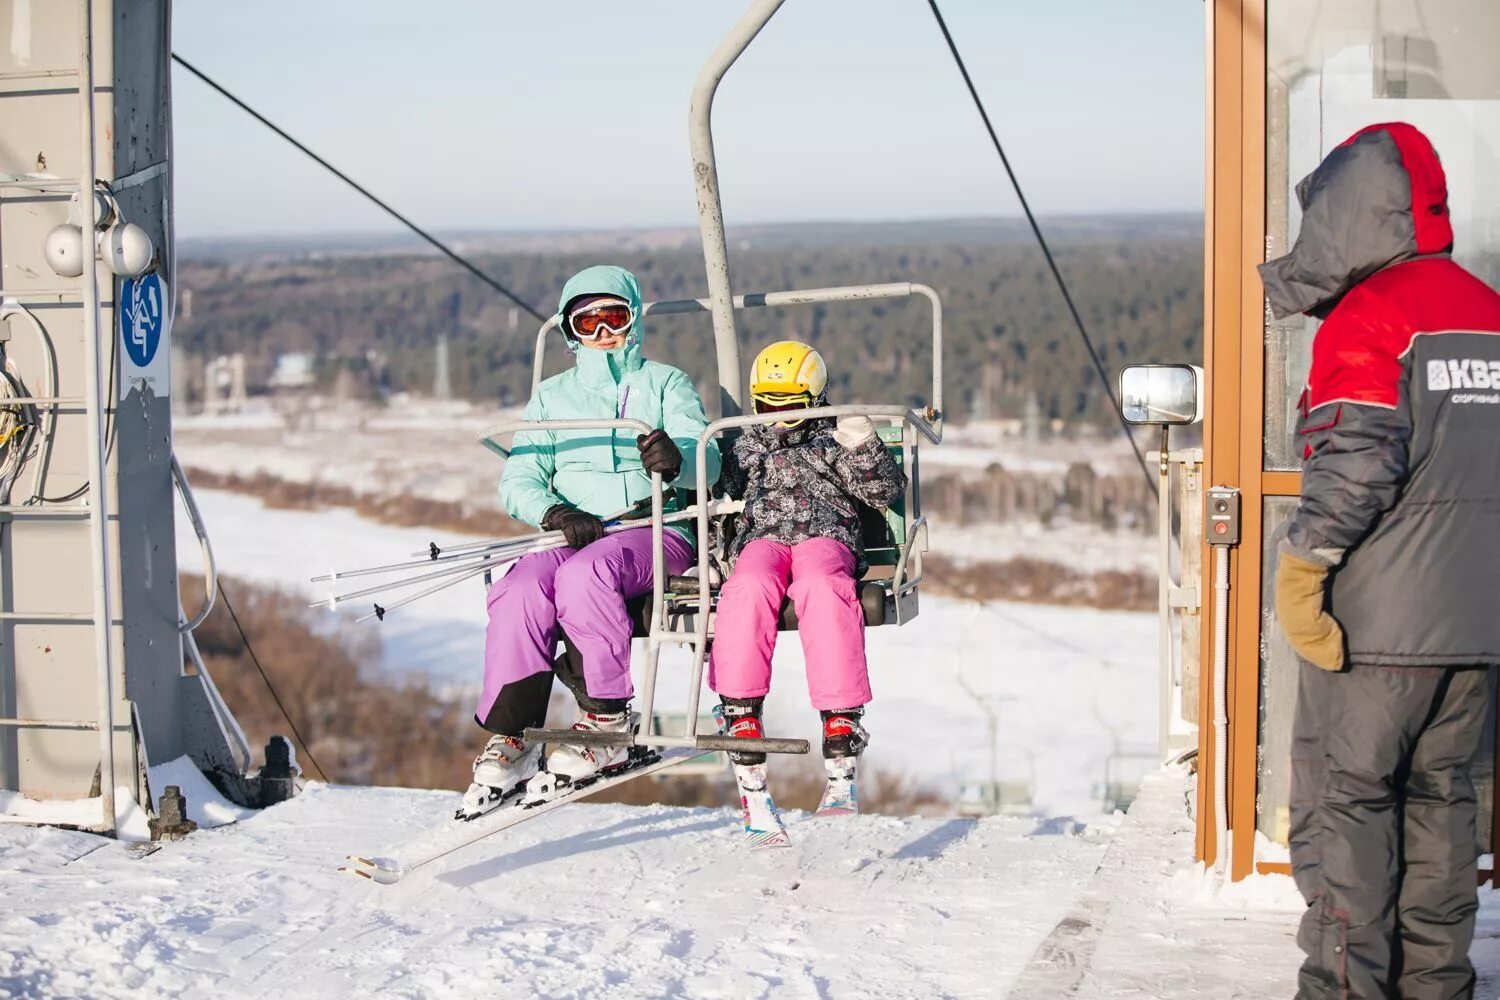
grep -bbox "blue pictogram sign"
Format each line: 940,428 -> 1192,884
120,273 -> 165,367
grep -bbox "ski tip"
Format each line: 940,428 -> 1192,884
338,855 -> 402,885
746,829 -> 792,851
815,806 -> 858,818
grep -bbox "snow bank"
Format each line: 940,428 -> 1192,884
147,756 -> 256,829
1,756 -> 254,846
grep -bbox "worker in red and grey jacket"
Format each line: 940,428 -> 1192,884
1262,122 -> 1500,1000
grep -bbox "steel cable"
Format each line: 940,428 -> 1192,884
925,0 -> 1157,496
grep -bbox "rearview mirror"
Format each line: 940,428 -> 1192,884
1118,364 -> 1204,426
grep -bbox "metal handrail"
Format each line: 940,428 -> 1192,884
892,515 -> 928,599
172,456 -> 218,633
76,0 -> 117,837
477,416 -> 657,460
182,621 -> 253,773
529,281 -> 945,434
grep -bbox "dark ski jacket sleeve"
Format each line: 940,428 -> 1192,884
830,435 -> 906,510
725,421 -> 907,575
1282,347 -> 1412,569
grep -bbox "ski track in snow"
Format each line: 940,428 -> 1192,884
176,488 -> 1159,817
0,784 -> 1109,1000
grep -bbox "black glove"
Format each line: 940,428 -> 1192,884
542,504 -> 605,549
636,429 -> 682,482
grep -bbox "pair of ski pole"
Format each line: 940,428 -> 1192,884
309,504 -> 706,624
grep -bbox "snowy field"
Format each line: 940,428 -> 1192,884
176,489 -> 1158,816
5,769 -> 1498,999
172,400 -> 1152,504
172,401 -> 1161,577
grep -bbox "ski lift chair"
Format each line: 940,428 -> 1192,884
478,282 -> 941,758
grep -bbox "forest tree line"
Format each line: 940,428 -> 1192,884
175,220 -> 1203,427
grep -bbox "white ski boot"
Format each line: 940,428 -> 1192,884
715,699 -> 790,849
816,709 -> 868,817
542,708 -> 637,782
456,734 -> 541,821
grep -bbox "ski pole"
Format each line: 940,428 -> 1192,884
311,537 -> 562,610
410,504 -> 640,560
333,512 -> 683,607
356,556 -> 508,624
404,527 -> 566,563
311,530 -> 553,584
327,513 -> 653,598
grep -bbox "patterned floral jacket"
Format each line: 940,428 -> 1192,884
718,418 -> 907,574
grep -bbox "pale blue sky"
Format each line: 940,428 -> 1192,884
171,1 -> 1205,238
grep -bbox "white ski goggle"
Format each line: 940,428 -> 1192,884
566,300 -> 635,341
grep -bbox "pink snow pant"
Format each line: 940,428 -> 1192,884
477,527 -> 695,725
708,537 -> 872,711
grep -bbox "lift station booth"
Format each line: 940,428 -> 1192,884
1197,0 -> 1500,880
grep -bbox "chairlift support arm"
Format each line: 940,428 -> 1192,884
689,0 -> 788,418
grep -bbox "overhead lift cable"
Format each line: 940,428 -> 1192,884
170,53 -> 547,324
217,581 -> 331,784
925,1 -> 1157,497
172,53 -> 538,787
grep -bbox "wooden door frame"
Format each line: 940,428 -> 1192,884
1199,0 -> 1500,883
1198,0 -> 1269,882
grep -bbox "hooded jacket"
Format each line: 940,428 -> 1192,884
500,265 -> 720,545
1263,123 -> 1500,667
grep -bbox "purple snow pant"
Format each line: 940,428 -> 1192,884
476,527 -> 694,734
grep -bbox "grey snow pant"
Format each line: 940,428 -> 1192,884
1290,661 -> 1494,1000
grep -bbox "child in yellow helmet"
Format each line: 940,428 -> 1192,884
710,340 -> 907,818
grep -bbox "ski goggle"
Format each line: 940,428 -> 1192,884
566,301 -> 635,341
752,391 -> 814,427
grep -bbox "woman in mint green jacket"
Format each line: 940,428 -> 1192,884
462,265 -> 720,814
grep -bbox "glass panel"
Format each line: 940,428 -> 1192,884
1257,499 -> 1299,846
1257,500 -> 1496,852
1264,0 -> 1500,471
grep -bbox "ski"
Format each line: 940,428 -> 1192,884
339,746 -> 703,885
732,762 -> 790,850
816,757 -> 859,817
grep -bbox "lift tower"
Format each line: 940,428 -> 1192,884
0,1 -> 250,833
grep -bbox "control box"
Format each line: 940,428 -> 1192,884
1206,485 -> 1241,545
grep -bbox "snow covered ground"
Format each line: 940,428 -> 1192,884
4,767 -> 1496,998
177,489 -> 1158,816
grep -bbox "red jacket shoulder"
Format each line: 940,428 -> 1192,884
1308,259 -> 1500,409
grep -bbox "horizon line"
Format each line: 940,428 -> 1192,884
177,210 -> 1206,245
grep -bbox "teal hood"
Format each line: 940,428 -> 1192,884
557,265 -> 645,387
501,263 -> 721,544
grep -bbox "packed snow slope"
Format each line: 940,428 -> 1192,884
4,771 -> 1497,999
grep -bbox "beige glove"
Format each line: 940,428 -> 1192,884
833,414 -> 876,449
1274,550 -> 1346,671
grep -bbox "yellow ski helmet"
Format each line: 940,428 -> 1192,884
749,341 -> 827,427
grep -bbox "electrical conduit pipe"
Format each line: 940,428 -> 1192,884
1212,543 -> 1230,874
